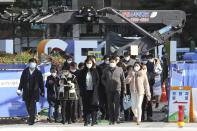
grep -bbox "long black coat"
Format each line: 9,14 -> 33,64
46,75 -> 60,105
18,67 -> 44,102
78,68 -> 100,111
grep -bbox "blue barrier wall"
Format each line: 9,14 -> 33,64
0,64 -> 50,117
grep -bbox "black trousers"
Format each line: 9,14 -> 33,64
124,108 -> 134,121
142,95 -> 152,120
106,91 -> 120,122
99,92 -> 109,120
25,99 -> 36,124
77,96 -> 83,118
61,100 -> 75,123
84,110 -> 96,123
71,100 -> 78,121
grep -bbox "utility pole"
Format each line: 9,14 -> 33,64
42,0 -> 50,39
72,0 -> 80,40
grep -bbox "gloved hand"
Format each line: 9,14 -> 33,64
16,90 -> 21,96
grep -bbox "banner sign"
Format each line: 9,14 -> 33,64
168,86 -> 192,122
0,64 -> 50,118
88,51 -> 103,65
170,63 -> 197,122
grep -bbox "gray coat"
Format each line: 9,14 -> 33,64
101,66 -> 126,93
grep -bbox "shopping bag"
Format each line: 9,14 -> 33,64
123,95 -> 132,110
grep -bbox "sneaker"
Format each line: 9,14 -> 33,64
136,121 -> 141,125
68,121 -> 72,124
47,118 -> 52,123
84,122 -> 88,126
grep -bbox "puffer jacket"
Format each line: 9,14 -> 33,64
125,70 -> 151,96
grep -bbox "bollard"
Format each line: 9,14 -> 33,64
177,105 -> 184,127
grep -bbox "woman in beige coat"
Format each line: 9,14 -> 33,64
126,62 -> 151,125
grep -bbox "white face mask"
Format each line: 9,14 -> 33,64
134,66 -> 140,72
148,59 -> 154,63
116,60 -> 120,63
63,72 -> 69,76
142,61 -> 148,64
70,69 -> 76,73
105,61 -> 110,64
124,57 -> 130,61
86,63 -> 92,69
67,60 -> 72,64
110,63 -> 116,68
51,73 -> 57,77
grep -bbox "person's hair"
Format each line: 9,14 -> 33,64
78,62 -> 84,69
134,62 -> 142,70
131,55 -> 136,59
127,65 -> 133,71
103,55 -> 110,60
50,66 -> 57,71
62,65 -> 70,70
141,55 -> 147,59
67,55 -> 73,60
29,58 -> 37,63
70,62 -> 77,67
142,64 -> 147,68
87,55 -> 92,59
91,55 -> 96,60
124,52 -> 130,57
155,58 -> 161,64
109,56 -> 116,61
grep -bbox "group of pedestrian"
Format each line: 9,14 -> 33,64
17,52 -> 163,126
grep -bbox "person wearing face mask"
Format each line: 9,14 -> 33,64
125,62 -> 151,125
115,55 -> 121,64
78,57 -> 100,126
46,67 -> 60,123
101,56 -> 126,125
64,55 -> 73,67
97,55 -> 110,120
17,58 -> 44,125
141,55 -> 148,65
59,65 -> 79,124
122,52 -> 136,67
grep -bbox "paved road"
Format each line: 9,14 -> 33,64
0,122 -> 197,131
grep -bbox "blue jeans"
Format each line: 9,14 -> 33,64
48,104 -> 54,118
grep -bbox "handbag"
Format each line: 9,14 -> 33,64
123,95 -> 132,110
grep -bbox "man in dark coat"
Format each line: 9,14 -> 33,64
17,58 -> 44,125
101,56 -> 126,125
97,55 -> 110,120
121,52 -> 136,67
